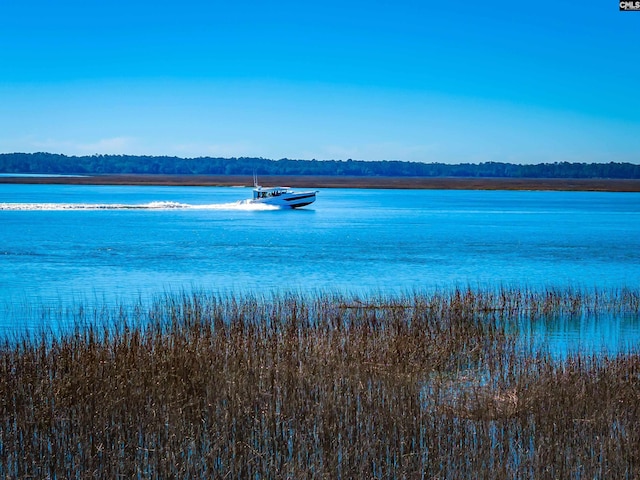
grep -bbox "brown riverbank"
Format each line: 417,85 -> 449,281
2,174 -> 640,191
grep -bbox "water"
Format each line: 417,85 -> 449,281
1,184 -> 640,350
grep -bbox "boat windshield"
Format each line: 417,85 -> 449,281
254,187 -> 291,199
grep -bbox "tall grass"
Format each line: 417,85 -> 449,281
1,288 -> 639,478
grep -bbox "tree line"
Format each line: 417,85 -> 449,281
1,152 -> 639,179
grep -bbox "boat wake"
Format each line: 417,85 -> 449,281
0,201 -> 280,211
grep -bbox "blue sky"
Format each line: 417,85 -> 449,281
0,0 -> 638,163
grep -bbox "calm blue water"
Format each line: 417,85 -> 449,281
1,184 -> 640,350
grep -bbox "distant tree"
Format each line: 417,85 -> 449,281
0,153 -> 639,179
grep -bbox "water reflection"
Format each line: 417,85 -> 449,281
522,312 -> 640,358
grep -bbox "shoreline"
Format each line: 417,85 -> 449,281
2,174 -> 640,191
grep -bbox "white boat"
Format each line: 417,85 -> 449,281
250,175 -> 317,208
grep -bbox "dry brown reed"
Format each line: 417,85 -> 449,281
1,288 -> 639,478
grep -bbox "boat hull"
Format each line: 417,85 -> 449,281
251,191 -> 317,208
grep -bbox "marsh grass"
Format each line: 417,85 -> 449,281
1,288 -> 639,478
